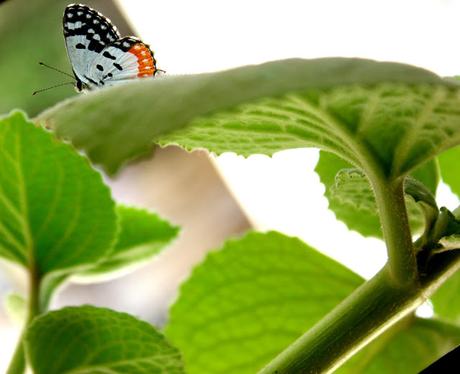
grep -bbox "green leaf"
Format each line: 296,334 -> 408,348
25,306 -> 184,374
80,205 -> 179,277
0,112 -> 117,306
338,317 -> 460,373
165,231 -> 363,374
438,146 -> 460,198
315,151 -> 438,238
39,58 -> 460,177
432,271 -> 460,324
426,207 -> 460,251
404,177 -> 438,211
39,206 -> 179,308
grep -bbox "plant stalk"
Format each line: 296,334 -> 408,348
373,178 -> 418,287
259,268 -> 420,374
6,263 -> 40,374
259,251 -> 460,374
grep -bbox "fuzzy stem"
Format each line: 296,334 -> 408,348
259,251 -> 460,374
373,178 -> 418,287
259,268 -> 421,373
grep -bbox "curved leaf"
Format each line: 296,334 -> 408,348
39,58 -> 460,177
80,205 -> 179,277
315,151 -> 438,238
165,231 -> 363,374
25,306 -> 184,374
40,206 -> 179,309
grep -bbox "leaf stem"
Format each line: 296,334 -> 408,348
6,262 -> 40,374
373,178 -> 418,287
259,251 -> 460,374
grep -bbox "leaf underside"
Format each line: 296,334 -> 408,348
315,151 -> 439,238
39,58 -> 460,179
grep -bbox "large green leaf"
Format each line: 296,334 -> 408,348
25,306 -> 184,374
338,317 -> 460,373
0,112 -> 117,303
315,151 -> 439,238
438,145 -> 460,198
165,231 -> 363,374
40,58 -> 460,177
81,205 -> 179,277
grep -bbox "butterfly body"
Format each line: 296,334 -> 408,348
63,4 -> 158,92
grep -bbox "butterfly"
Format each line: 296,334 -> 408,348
63,3 -> 160,92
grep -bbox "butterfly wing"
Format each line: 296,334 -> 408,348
63,4 -> 120,87
86,36 -> 158,87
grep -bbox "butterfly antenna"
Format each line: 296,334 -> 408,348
38,62 -> 75,79
32,81 -> 74,96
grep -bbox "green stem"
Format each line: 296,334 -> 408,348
373,178 -> 418,287
259,251 -> 460,374
6,263 -> 40,374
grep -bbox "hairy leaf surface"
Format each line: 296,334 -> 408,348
39,59 -> 460,177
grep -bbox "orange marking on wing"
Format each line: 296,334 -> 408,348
128,43 -> 157,78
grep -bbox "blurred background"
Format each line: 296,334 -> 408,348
1,0 -> 460,370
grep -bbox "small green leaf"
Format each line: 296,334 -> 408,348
25,306 -> 184,374
0,111 -> 117,307
80,205 -> 179,277
39,59 -> 460,177
315,151 -> 382,237
315,151 -> 438,238
338,317 -> 460,373
438,146 -> 460,198
165,231 -> 363,374
404,177 -> 439,237
404,177 -> 438,211
429,207 -> 460,250
4,293 -> 27,324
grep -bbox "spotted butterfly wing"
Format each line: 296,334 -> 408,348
63,4 -> 157,91
87,37 -> 157,85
